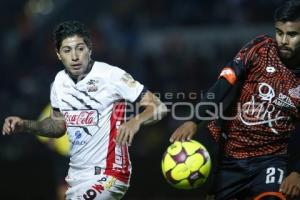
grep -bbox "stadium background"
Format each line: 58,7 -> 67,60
1,0 -> 299,199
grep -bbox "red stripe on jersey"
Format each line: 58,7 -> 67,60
104,101 -> 131,184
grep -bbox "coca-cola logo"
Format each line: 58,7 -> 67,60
63,110 -> 98,126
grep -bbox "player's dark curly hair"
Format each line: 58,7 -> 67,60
274,0 -> 300,22
53,21 -> 92,51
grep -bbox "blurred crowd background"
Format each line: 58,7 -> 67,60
0,0 -> 296,199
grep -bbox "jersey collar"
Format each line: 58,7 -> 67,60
65,60 -> 95,83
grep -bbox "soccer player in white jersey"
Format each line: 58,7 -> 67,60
2,21 -> 167,200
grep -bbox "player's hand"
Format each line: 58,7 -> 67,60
280,171 -> 300,199
116,118 -> 141,146
2,116 -> 25,135
169,121 -> 197,143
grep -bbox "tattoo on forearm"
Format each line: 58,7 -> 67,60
24,117 -> 66,138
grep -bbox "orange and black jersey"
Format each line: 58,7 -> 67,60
195,35 -> 300,160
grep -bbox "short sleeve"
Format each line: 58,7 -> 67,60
50,82 -> 60,110
110,67 -> 144,102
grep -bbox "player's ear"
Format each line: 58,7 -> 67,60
56,50 -> 62,61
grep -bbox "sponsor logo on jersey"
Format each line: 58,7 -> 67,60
239,82 -> 292,134
266,66 -> 276,73
63,110 -> 99,126
258,83 -> 275,102
75,130 -> 82,139
273,93 -> 295,109
71,131 -> 87,146
289,85 -> 300,99
257,83 -> 295,108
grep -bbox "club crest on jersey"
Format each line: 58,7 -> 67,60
289,85 -> 300,99
63,110 -> 99,126
87,79 -> 98,92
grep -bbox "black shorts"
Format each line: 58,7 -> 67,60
212,154 -> 287,200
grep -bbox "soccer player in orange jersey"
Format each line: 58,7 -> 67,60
170,1 -> 300,199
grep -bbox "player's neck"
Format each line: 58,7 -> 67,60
282,56 -> 300,70
67,60 -> 94,83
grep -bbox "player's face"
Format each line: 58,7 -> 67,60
275,21 -> 300,60
56,35 -> 91,77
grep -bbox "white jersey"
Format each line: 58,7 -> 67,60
50,61 -> 144,186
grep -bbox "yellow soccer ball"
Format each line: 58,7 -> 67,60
161,140 -> 211,190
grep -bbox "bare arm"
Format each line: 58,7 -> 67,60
116,91 -> 167,145
135,91 -> 168,125
2,109 -> 66,138
23,109 -> 66,138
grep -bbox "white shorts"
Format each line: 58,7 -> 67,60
65,174 -> 128,200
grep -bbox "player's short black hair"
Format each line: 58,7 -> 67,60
274,0 -> 300,22
53,21 -> 92,51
